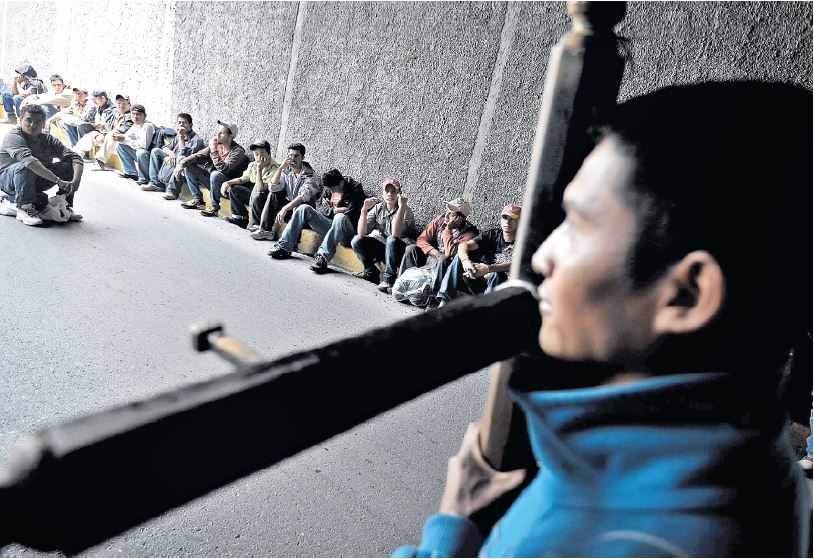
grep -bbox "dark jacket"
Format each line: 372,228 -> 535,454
317,175 -> 366,224
186,141 -> 249,180
416,215 -> 479,257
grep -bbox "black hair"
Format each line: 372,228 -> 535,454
287,142 -> 306,157
49,74 -> 63,83
177,113 -> 192,126
321,168 -> 343,188
22,104 -> 45,117
602,82 -> 812,372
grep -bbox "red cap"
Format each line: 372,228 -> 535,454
501,203 -> 521,219
380,176 -> 401,190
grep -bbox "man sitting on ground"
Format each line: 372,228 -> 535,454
45,86 -> 92,146
0,105 -> 84,226
250,142 -> 318,240
219,139 -> 279,228
350,177 -> 417,290
435,203 -> 520,306
113,104 -> 155,184
269,168 -> 365,269
178,121 -> 248,213
74,94 -> 133,171
70,91 -> 114,154
397,197 -> 479,298
21,74 -> 72,119
1,64 -> 46,124
143,113 -> 205,196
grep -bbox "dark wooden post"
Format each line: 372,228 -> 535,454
479,1 -> 626,471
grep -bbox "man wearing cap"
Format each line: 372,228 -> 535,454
250,142 -> 318,241
143,113 -> 205,196
217,139 -> 279,227
113,104 -> 155,183
74,93 -> 133,170
397,197 -> 479,298
45,86 -> 93,146
1,64 -> 46,124
350,177 -> 417,289
71,91 -> 114,151
0,104 -> 84,226
435,203 -> 520,305
178,121 -> 248,213
21,74 -> 72,119
269,168 -> 365,267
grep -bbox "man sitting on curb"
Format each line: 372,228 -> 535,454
0,105 -> 84,225
46,86 -> 92,146
219,139 -> 279,228
269,168 -> 365,269
179,121 -> 248,213
21,74 -> 72,119
74,94 -> 133,171
70,91 -> 114,154
143,112 -> 205,196
397,197 -> 479,299
435,203 -> 520,306
114,104 -> 155,184
350,176 -> 417,290
1,64 -> 45,124
250,142 -> 317,240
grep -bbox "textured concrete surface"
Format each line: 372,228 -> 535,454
0,1 -> 810,225
0,121 -> 487,557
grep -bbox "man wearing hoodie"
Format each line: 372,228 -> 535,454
249,142 -> 318,240
268,168 -> 365,267
1,64 -> 46,124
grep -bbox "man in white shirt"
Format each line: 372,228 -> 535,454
114,104 -> 155,183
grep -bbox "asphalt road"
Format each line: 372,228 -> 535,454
0,124 -> 489,557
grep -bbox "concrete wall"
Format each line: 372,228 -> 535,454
1,1 -> 811,226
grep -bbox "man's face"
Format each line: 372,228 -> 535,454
287,149 -> 303,168
382,183 -> 399,204
75,92 -> 88,104
444,210 -> 465,230
51,80 -> 65,93
176,117 -> 192,133
216,125 -> 232,145
93,96 -> 106,107
252,147 -> 269,161
116,99 -> 130,114
132,111 -> 146,125
500,214 -> 519,236
20,111 -> 45,136
531,137 -> 662,366
18,74 -> 30,84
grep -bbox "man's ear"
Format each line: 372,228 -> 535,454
652,250 -> 725,335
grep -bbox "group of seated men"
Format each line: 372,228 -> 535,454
0,67 -> 522,307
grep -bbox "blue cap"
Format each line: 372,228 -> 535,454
91,90 -> 107,98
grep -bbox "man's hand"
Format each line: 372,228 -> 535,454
94,134 -> 105,147
221,183 -> 231,197
397,193 -> 409,208
439,422 -> 527,519
173,163 -> 185,181
176,126 -> 186,138
462,258 -> 478,278
280,154 -> 292,171
256,154 -> 269,170
166,154 -> 177,166
67,177 -> 81,194
464,262 -> 489,280
208,136 -> 218,151
362,197 -> 379,212
320,197 -> 330,208
111,133 -> 125,142
92,122 -> 105,130
275,208 -> 289,225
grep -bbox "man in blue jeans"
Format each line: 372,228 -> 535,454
268,168 -> 365,269
435,203 -> 520,306
178,121 -> 248,213
114,104 -> 155,183
144,113 -> 204,196
0,105 -> 84,226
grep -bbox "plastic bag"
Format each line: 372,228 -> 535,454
39,193 -> 72,222
392,264 -> 434,307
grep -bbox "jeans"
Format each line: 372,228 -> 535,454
185,165 -> 227,207
115,144 -> 150,181
1,93 -> 24,118
42,104 -> 59,119
436,254 -> 507,302
400,244 -> 451,296
316,213 -> 356,260
149,147 -> 177,186
59,122 -> 80,146
229,184 -> 256,222
257,190 -> 291,231
0,160 -> 75,208
278,205 -> 334,253
351,234 -> 408,282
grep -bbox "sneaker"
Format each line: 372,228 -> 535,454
95,158 -> 110,171
251,228 -> 275,241
16,203 -> 43,226
377,279 -> 393,293
354,267 -> 380,284
68,209 -> 83,222
268,243 -> 291,259
181,199 -> 205,210
221,215 -> 249,227
136,178 -> 148,185
310,253 -> 329,273
0,197 -> 17,217
117,172 -> 138,181
200,206 -> 219,217
0,115 -> 17,125
163,192 -> 179,200
141,183 -> 164,192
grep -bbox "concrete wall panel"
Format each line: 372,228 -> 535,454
172,1 -> 298,148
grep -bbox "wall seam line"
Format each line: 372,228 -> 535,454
462,2 -> 520,202
276,0 -> 307,161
